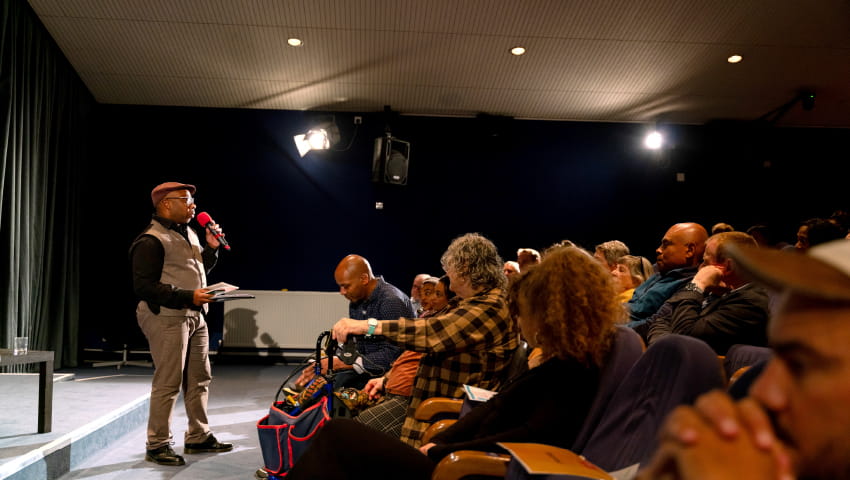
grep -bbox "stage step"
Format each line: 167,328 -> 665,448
0,370 -> 152,480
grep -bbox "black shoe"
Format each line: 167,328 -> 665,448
145,445 -> 186,466
184,434 -> 233,454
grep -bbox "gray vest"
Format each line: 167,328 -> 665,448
137,219 -> 208,318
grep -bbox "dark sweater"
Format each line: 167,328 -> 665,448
428,356 -> 600,461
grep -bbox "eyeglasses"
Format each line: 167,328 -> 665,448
164,196 -> 195,205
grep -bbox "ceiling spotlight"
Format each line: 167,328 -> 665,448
287,38 -> 303,47
644,131 -> 663,150
727,54 -> 743,64
510,46 -> 526,56
293,119 -> 340,157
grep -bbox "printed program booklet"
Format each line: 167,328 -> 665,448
497,442 -> 613,479
205,282 -> 255,301
463,384 -> 497,402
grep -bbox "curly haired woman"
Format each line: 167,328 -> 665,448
285,246 -> 624,480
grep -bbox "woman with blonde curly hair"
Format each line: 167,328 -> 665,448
286,245 -> 622,480
512,246 -> 621,368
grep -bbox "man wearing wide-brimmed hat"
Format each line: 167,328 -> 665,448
639,239 -> 850,480
129,181 -> 231,466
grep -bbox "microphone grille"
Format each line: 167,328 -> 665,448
196,211 -> 212,226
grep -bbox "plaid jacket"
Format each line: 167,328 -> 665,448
381,287 -> 518,446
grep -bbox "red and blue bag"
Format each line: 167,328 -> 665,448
257,393 -> 331,477
256,331 -> 336,478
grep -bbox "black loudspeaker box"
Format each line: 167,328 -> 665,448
372,135 -> 410,185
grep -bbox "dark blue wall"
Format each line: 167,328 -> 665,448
83,104 -> 848,346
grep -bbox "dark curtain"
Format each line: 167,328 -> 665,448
1,0 -> 92,369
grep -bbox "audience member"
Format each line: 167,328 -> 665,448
409,273 -> 430,316
354,276 -> 458,437
746,223 -> 791,250
638,239 -> 850,480
299,255 -> 413,390
428,275 -> 455,318
291,246 -> 622,480
594,240 -> 631,272
626,222 -> 708,335
711,222 -> 734,234
541,239 -> 578,258
828,209 -> 850,238
612,255 -> 655,303
417,276 -> 438,317
503,260 -> 520,279
331,233 -> 517,447
516,247 -> 541,272
646,232 -> 770,354
795,217 -> 845,251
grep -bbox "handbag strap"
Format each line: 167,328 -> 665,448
273,330 -> 333,404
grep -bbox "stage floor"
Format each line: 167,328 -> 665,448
1,362 -> 302,479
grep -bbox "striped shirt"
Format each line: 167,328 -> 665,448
381,287 -> 518,447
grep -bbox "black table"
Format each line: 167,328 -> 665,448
0,349 -> 54,433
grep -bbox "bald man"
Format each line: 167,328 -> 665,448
626,222 -> 708,335
329,254 -> 414,389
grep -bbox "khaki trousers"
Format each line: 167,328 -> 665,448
138,309 -> 212,449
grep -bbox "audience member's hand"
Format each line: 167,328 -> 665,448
638,390 -> 792,480
638,430 -> 780,480
692,265 -> 724,291
362,377 -> 385,400
419,443 -> 436,455
192,288 -> 216,306
295,356 -> 355,388
328,356 -> 353,371
332,318 -> 368,343
664,391 -> 780,450
526,348 -> 547,369
295,365 -> 318,389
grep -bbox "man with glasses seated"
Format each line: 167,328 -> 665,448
129,181 -> 232,466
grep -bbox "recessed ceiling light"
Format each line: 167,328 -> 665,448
287,38 -> 303,47
510,46 -> 526,56
727,54 -> 743,64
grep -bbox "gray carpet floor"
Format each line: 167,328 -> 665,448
1,361 -> 303,480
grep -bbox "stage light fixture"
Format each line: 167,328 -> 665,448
293,119 -> 340,157
644,130 -> 663,150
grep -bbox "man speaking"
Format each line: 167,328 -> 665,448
129,181 -> 232,466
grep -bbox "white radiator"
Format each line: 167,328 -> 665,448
222,290 -> 349,350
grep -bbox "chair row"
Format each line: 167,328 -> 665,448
419,327 -> 771,479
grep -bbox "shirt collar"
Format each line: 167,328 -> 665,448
364,276 -> 385,304
153,215 -> 188,235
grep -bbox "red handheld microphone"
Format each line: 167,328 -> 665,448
196,211 -> 231,250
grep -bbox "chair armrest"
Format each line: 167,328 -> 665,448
414,397 -> 464,421
421,419 -> 457,444
728,365 -> 751,386
431,450 -> 511,480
